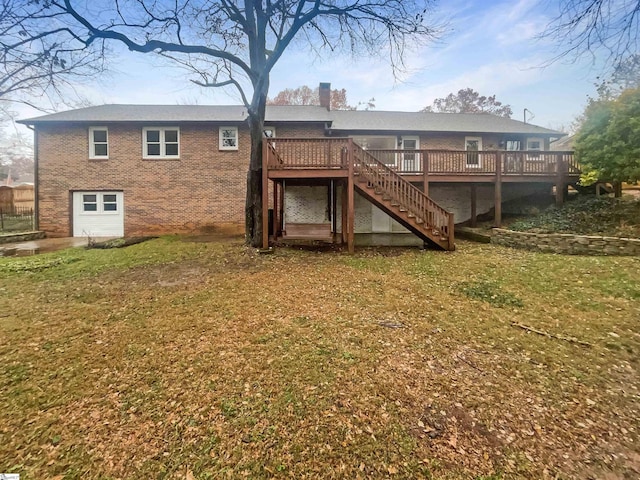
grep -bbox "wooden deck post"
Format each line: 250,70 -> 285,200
341,180 -> 348,244
555,153 -> 565,206
347,139 -> 355,253
331,180 -> 338,240
423,152 -> 429,196
470,184 -> 477,228
279,180 -> 285,236
272,181 -> 279,239
494,153 -> 502,228
262,140 -> 270,249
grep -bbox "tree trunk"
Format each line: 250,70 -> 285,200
245,85 -> 268,247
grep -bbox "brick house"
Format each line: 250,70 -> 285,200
19,84 -> 575,250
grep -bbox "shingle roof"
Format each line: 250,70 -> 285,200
328,110 -> 563,136
19,104 -> 564,136
18,104 -> 331,124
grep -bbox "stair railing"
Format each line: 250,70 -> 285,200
351,142 -> 454,247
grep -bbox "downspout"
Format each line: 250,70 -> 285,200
26,124 -> 38,231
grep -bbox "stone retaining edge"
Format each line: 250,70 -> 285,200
0,231 -> 46,245
491,229 -> 640,256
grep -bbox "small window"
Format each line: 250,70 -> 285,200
527,137 -> 544,160
219,126 -> 238,150
82,194 -> 98,212
263,127 -> 276,138
143,127 -> 180,159
527,140 -> 542,151
103,194 -> 118,212
89,127 -> 109,159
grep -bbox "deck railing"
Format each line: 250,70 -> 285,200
352,144 -> 453,247
366,149 -> 578,176
265,138 -> 578,177
265,138 -> 349,169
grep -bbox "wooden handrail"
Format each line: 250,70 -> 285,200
351,144 -> 453,248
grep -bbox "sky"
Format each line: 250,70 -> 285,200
8,0 -> 610,138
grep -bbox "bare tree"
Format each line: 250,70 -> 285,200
542,0 -> 640,68
20,0 -> 440,246
0,0 -> 105,112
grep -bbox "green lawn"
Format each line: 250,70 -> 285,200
1,236 -> 638,479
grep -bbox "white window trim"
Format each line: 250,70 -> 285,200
526,137 -> 544,151
89,126 -> 109,159
526,137 -> 545,161
142,127 -> 180,159
219,126 -> 239,151
80,192 -> 121,215
465,136 -> 483,168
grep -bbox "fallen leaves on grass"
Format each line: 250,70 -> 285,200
0,238 -> 638,479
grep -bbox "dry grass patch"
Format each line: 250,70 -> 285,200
1,238 -> 639,479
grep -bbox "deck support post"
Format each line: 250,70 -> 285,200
262,141 -> 270,249
470,184 -> 477,228
331,180 -> 338,241
555,153 -> 566,206
272,181 -> 279,239
341,180 -> 348,245
423,152 -> 429,196
494,153 -> 502,228
347,139 -> 355,253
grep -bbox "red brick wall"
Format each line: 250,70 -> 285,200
37,122 -> 323,237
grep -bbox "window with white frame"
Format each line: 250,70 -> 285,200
219,126 -> 238,150
526,137 -> 544,160
89,127 -> 109,159
81,193 -> 119,214
82,194 -> 98,212
143,127 -> 180,158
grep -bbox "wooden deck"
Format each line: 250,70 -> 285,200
266,138 -> 579,184
262,138 -> 579,253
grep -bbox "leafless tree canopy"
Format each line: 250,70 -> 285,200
543,0 -> 640,68
0,0 -> 104,110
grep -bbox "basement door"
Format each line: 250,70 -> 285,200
72,191 -> 124,237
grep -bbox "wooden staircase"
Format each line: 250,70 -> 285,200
352,144 -> 454,250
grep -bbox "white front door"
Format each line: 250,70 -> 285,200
400,136 -> 420,172
72,191 -> 124,237
465,137 -> 483,167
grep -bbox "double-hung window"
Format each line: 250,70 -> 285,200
219,126 -> 238,150
89,127 -> 109,159
143,127 -> 180,159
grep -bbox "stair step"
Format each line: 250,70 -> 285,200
390,202 -> 400,207
399,208 -> 407,212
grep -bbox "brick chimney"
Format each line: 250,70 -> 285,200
319,82 -> 331,110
